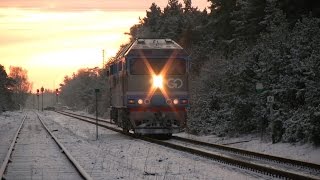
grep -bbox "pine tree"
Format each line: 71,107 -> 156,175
230,0 -> 266,44
183,0 -> 192,12
143,3 -> 162,33
157,0 -> 184,40
207,0 -> 237,40
279,0 -> 320,20
164,0 -> 183,14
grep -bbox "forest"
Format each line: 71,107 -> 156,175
44,0 -> 320,145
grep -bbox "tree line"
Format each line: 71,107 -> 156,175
59,0 -> 320,145
59,67 -> 110,117
0,65 -> 32,112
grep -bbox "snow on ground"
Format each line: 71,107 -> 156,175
4,111 -> 82,180
177,133 -> 320,164
0,111 -> 24,164
69,110 -> 320,164
2,110 -> 319,179
40,111 -> 270,180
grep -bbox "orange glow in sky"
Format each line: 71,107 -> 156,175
0,1 -> 209,92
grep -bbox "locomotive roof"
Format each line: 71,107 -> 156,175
107,39 -> 187,66
116,39 -> 183,58
131,39 -> 183,50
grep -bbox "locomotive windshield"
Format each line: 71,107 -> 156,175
130,59 -> 186,75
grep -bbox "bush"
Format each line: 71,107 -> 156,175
310,111 -> 320,146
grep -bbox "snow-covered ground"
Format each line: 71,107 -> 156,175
1,110 -> 320,179
41,111 -> 270,179
70,110 -> 320,164
177,133 -> 320,164
3,111 -> 82,180
0,111 -> 24,166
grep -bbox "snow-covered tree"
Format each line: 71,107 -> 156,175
93,0 -> 320,145
230,0 -> 266,44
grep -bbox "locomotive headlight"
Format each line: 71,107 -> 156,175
166,99 -> 172,104
138,99 -> 144,105
144,99 -> 150,104
181,99 -> 188,104
173,99 -> 179,105
128,99 -> 135,104
153,75 -> 163,88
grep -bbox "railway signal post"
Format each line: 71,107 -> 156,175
41,87 -> 44,111
36,89 -> 39,111
95,88 -> 100,140
256,83 -> 265,140
55,88 -> 59,104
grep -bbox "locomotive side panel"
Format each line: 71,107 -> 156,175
109,58 -> 126,108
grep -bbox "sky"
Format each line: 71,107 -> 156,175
0,0 -> 209,92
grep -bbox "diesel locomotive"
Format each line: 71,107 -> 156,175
106,39 -> 190,137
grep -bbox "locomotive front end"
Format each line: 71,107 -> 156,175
127,58 -> 189,135
108,39 -> 189,137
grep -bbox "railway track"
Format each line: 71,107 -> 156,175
0,111 -> 92,180
56,110 -> 320,180
0,115 -> 26,179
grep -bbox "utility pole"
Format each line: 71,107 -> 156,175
102,49 -> 105,68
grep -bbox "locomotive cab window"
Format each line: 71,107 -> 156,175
130,59 -> 186,75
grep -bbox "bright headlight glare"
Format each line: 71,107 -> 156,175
173,99 -> 179,105
153,75 -> 163,88
128,99 -> 135,104
138,99 -> 143,105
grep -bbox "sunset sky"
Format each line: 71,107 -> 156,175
0,0 -> 209,92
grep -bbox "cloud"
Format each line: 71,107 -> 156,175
0,0 -> 165,11
0,0 -> 209,11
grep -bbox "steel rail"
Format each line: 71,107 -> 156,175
56,110 -> 320,180
0,115 -> 26,179
36,112 -> 92,180
60,110 -> 320,171
140,136 -> 319,180
58,111 -> 113,124
172,136 -> 320,171
55,111 -> 122,133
